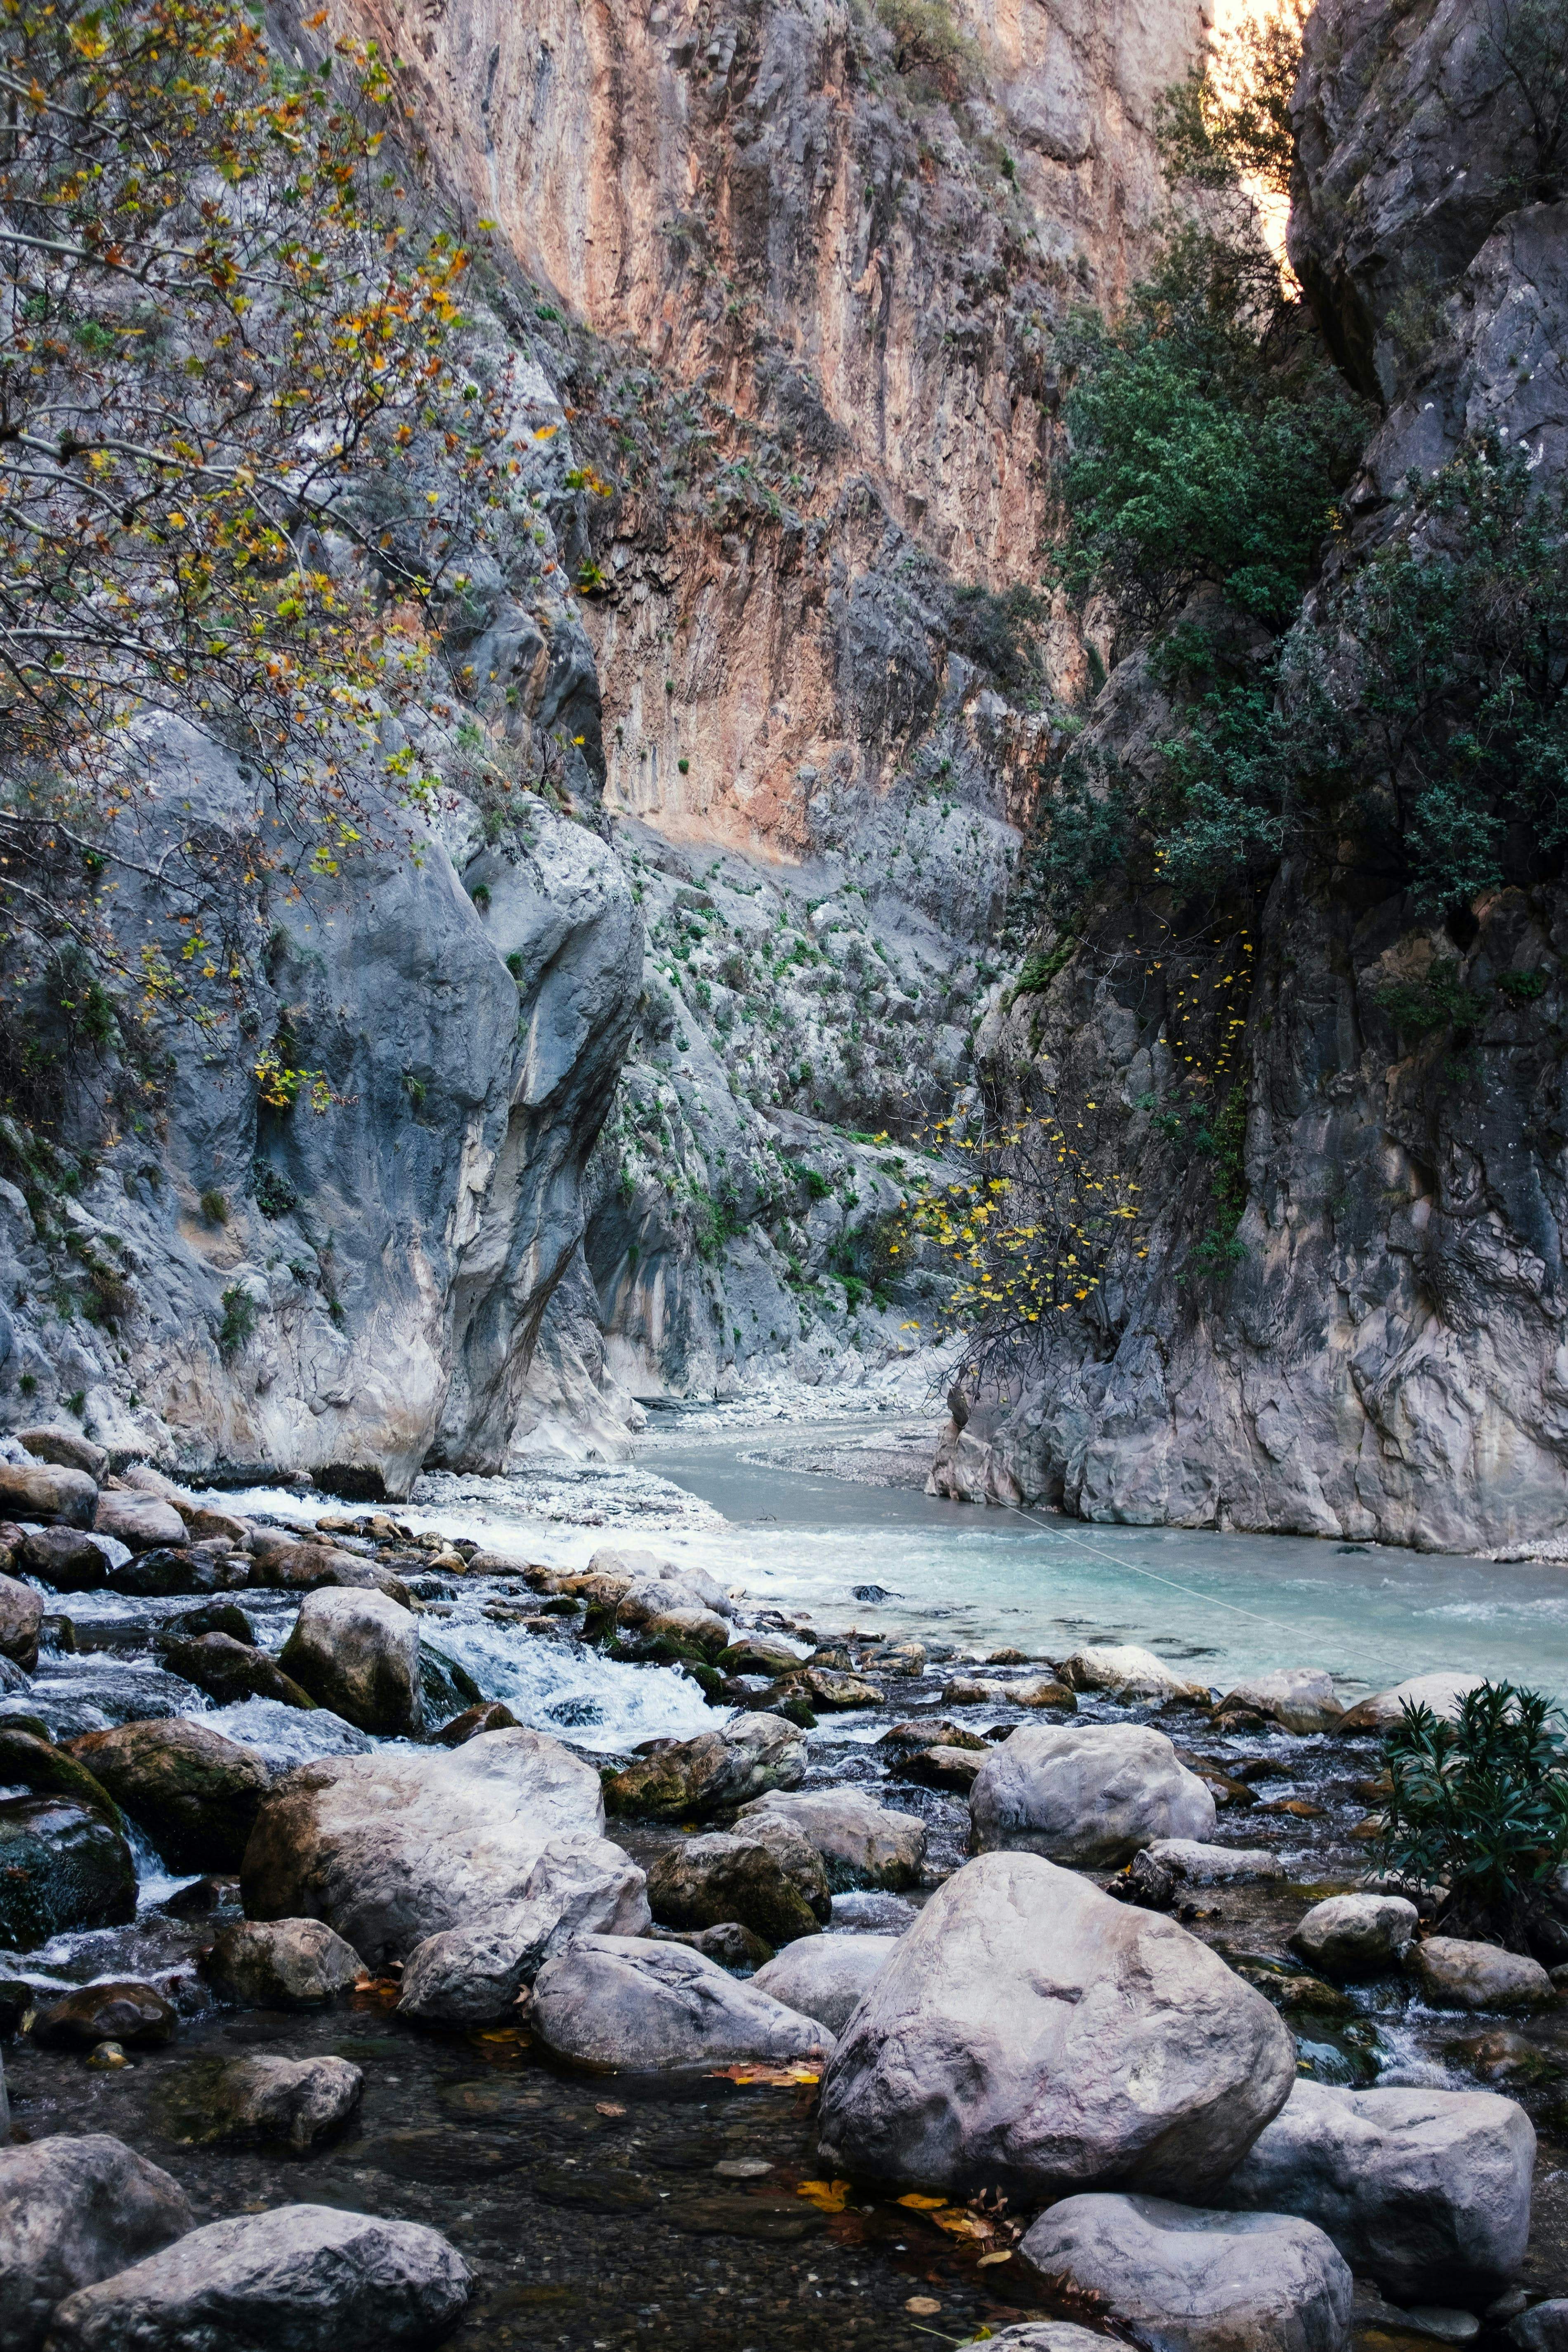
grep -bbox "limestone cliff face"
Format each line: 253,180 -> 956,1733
934,8 -> 1568,1555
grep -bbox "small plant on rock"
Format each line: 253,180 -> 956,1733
1380,1680 -> 1568,1952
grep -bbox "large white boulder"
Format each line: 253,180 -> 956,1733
279,1588 -> 421,1736
752,1934 -> 897,2032
1018,2192 -> 1352,2352
1214,2078 -> 1535,2304
1058,1644 -> 1211,1705
1338,1672 -> 1485,1733
1290,1894 -> 1418,1977
530,1934 -> 831,2071
736,1788 -> 927,1891
970,1721 -> 1215,1867
1408,1936 -> 1554,2010
0,2135 -> 193,2352
240,1728 -> 607,1961
44,2203 -> 470,2350
817,1851 -> 1294,2200
398,1836 -> 649,2025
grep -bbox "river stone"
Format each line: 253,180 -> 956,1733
1017,2191 -> 1353,2352
970,2332 -> 1115,2352
1509,2306 -> 1568,2351
31,1980 -> 177,2050
0,1795 -> 136,1946
817,1851 -> 1294,2200
0,2134 -> 194,2352
752,1934 -> 896,2032
891,1743 -> 983,1791
602,1713 -> 805,1819
942,1675 -> 1076,1710
1338,1673 -> 1486,1734
161,1631 -> 319,1712
0,1573 -> 40,1672
638,1605 -> 732,1658
647,1831 -> 825,1947
167,2054 -> 364,2152
44,2201 -> 471,2349
108,1544 -> 244,1599
1290,1894 -> 1419,1977
719,1636 -> 808,1677
1126,1840 -> 1287,1901
736,1788 -> 928,1892
1408,1938 -> 1555,2010
241,1728 -> 607,1962
1213,1669 -> 1344,1735
279,1589 -> 421,1737
206,1918 -> 366,2007
776,1665 -> 886,1711
93,1492 -> 187,1554
15,1527 -> 109,1591
433,1700 -> 519,1746
397,1834 -> 650,2025
530,1933 -> 831,2072
1213,2078 -> 1535,2303
68,1719 -> 270,1873
970,1721 -> 1216,1868
1058,1645 -> 1212,1705
17,1426 -> 108,1482
0,1462 -> 97,1528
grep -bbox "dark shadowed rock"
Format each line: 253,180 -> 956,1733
0,1792 -> 135,1948
68,1719 -> 270,1873
158,2054 -> 363,2152
647,1832 -> 825,1948
31,1980 -> 176,2050
205,1917 -> 366,2007
0,1573 -> 40,1672
432,1701 -> 519,1746
602,1714 -> 805,1820
160,1632 -> 319,1712
15,1528 -> 108,1592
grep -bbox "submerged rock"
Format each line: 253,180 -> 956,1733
68,1719 -> 270,1873
31,1981 -> 176,2050
1214,2078 -> 1535,2304
602,1714 -> 805,1820
1290,1894 -> 1419,1977
1408,1938 -> 1555,2010
397,1835 -> 649,2026
1017,2191 -> 1352,2352
241,1728 -> 608,1962
205,1918 -> 366,2008
0,2133 -> 193,2352
647,1830 -> 826,1947
752,1933 -> 896,2033
969,1722 -> 1215,1868
817,1851 -> 1294,2200
160,2054 -> 364,2152
44,2202 -> 471,2349
531,1934 -> 831,2072
735,1788 -> 927,1891
279,1588 -> 422,1737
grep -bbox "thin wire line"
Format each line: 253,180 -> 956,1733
997,1495 -> 1304,1639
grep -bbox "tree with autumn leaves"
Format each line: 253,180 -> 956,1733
0,0 -> 510,1112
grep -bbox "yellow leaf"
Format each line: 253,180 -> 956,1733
897,2193 -> 948,2210
796,2179 -> 851,2212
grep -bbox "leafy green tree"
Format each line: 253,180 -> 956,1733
1381,1681 -> 1568,1949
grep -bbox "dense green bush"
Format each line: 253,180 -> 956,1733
1381,1680 -> 1568,1947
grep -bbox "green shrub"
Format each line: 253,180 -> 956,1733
199,1188 -> 229,1225
250,1162 -> 299,1219
1375,963 -> 1487,1041
1011,938 -> 1076,1002
874,0 -> 978,101
1380,1681 -> 1568,1945
1497,968 -> 1548,1004
217,1286 -> 257,1358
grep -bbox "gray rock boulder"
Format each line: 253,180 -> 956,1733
279,1588 -> 421,1737
240,1729 -> 607,1961
397,1834 -> 649,2026
0,1574 -> 40,1672
17,1427 -> 109,1481
0,1795 -> 136,1948
44,2202 -> 470,2349
1213,2078 -> 1535,2304
1124,1840 -> 1285,1906
1058,1644 -> 1211,1705
817,1851 -> 1294,2200
1509,2304 -> 1568,2352
162,1630 -> 319,1711
735,1788 -> 927,1891
14,1528 -> 109,1591
160,2055 -> 364,2153
1408,1938 -> 1554,2010
0,2134 -> 193,2352
530,1934 -> 831,2072
647,1830 -> 826,1947
602,1713 -> 806,1819
970,1722 -> 1216,1868
751,1933 -> 896,2033
1018,2191 -> 1353,2352
1290,1894 -> 1419,1977
67,1719 -> 270,1873
0,1462 -> 97,1526
1337,1674 -> 1485,1734
205,1918 -> 366,2007
969,2332 -> 1114,2352
1213,1670 -> 1343,1734
94,1492 -> 187,1553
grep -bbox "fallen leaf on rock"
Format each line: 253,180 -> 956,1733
708,2063 -> 821,2086
931,2208 -> 996,2240
897,2194 -> 949,2211
796,2179 -> 851,2212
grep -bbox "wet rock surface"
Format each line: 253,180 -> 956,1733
0,2132 -> 194,2352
